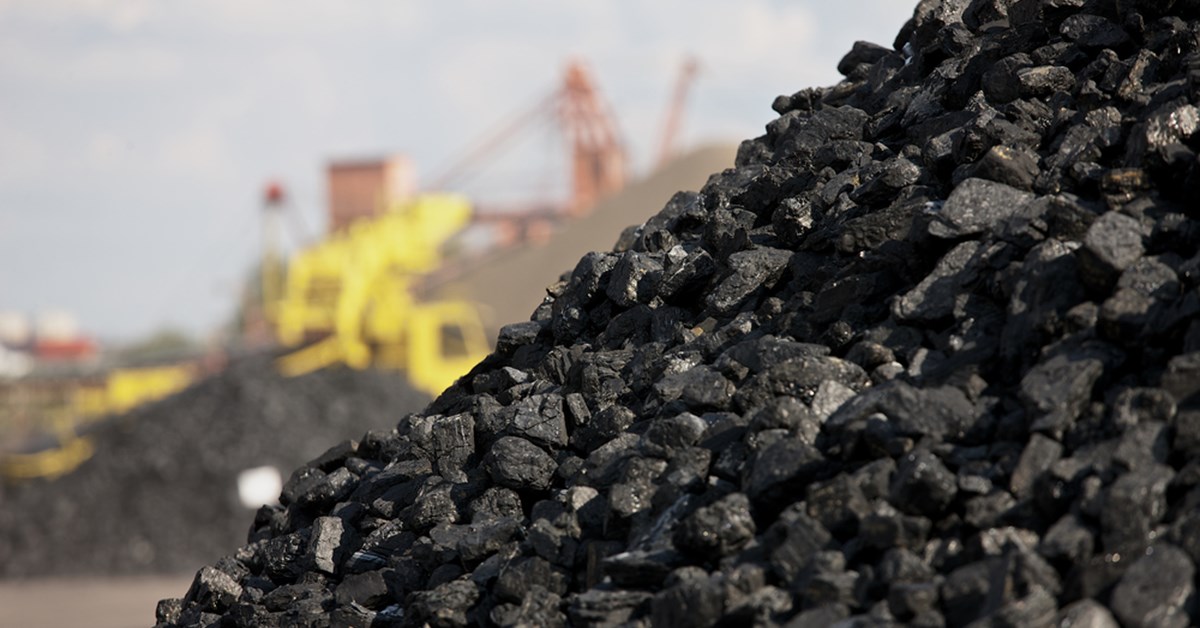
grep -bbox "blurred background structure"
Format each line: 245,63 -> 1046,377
0,1 -> 917,625
0,0 -> 915,343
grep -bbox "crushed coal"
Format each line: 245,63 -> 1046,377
160,1 -> 1200,626
0,357 -> 428,578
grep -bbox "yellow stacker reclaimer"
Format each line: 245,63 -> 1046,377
268,193 -> 490,398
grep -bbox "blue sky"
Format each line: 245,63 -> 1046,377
0,1 -> 916,342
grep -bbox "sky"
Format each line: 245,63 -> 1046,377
0,1 -> 917,343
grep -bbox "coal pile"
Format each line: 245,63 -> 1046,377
160,1 -> 1200,626
0,358 -> 428,578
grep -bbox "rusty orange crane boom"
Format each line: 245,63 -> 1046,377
559,60 -> 626,215
655,56 -> 699,169
429,59 -> 626,217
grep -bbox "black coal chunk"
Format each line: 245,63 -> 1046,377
838,40 -> 893,77
894,240 -> 982,322
483,436 -> 557,491
1078,211 -> 1145,291
334,570 -> 390,608
674,492 -> 757,559
928,178 -> 1034,239
706,247 -> 792,315
183,566 -> 243,614
889,450 -> 957,517
1019,344 -> 1116,436
1110,544 -> 1195,628
1060,14 -> 1129,50
746,436 -> 827,507
969,144 -> 1041,191
654,366 -> 735,410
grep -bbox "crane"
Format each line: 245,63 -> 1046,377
655,56 -> 700,170
559,61 -> 627,215
429,59 -> 627,217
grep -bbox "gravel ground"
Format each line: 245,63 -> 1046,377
0,576 -> 193,628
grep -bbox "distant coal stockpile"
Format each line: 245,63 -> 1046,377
161,1 -> 1200,626
0,358 -> 428,578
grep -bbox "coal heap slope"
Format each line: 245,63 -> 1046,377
160,2 -> 1200,626
0,358 -> 428,578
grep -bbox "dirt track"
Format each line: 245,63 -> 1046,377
0,576 -> 192,628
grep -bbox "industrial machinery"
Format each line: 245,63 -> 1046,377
268,194 -> 490,397
0,57 -> 656,480
262,63 -> 628,396
0,362 -> 198,480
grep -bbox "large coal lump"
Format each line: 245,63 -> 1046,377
160,1 -> 1200,626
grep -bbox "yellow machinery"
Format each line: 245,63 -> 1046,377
74,364 -> 196,418
0,414 -> 94,481
2,193 -> 490,481
0,363 -> 195,480
270,194 -> 489,397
